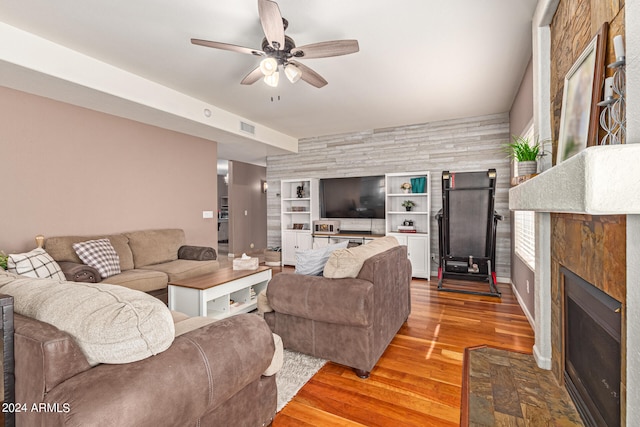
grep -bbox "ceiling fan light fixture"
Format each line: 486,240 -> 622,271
259,57 -> 278,76
264,70 -> 280,87
284,64 -> 302,83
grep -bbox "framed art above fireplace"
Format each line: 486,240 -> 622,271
556,23 -> 608,164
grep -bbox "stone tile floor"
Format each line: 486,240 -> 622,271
464,346 -> 584,426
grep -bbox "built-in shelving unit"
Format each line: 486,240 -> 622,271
385,172 -> 431,279
280,179 -> 319,265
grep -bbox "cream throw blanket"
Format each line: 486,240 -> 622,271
0,270 -> 174,366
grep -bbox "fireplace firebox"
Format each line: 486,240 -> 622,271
562,267 -> 622,427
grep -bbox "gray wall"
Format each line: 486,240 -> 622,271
509,57 -> 535,321
266,113 -> 512,279
228,161 -> 267,257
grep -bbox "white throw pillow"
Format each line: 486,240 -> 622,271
73,238 -> 121,278
7,248 -> 66,281
323,236 -> 399,279
295,241 -> 349,276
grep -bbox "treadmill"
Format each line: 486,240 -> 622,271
436,169 -> 502,297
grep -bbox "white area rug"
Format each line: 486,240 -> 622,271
276,349 -> 327,412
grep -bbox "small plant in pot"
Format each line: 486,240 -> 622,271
504,135 -> 540,177
402,200 -> 416,211
0,251 -> 8,270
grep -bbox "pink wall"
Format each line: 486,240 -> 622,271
0,86 -> 218,253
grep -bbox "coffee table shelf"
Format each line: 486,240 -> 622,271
168,266 -> 271,320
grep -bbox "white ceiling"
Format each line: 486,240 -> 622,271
0,0 -> 539,164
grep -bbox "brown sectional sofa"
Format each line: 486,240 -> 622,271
1,270 -> 278,426
43,228 -> 219,303
264,244 -> 412,378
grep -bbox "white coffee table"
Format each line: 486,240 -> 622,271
168,266 -> 271,319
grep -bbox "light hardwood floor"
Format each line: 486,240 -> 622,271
272,277 -> 535,426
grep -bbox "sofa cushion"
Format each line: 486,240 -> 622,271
124,229 -> 185,268
72,238 -> 121,279
7,248 -> 66,281
58,261 -> 101,283
323,235 -> 399,279
266,274 -> 373,327
295,241 -> 348,276
0,270 -> 174,366
140,259 -> 219,282
101,269 -> 168,293
45,234 -> 135,271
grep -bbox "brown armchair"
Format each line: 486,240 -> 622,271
264,244 -> 412,378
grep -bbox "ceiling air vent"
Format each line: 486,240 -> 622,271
240,121 -> 255,135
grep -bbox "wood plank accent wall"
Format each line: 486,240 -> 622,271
266,113 -> 512,278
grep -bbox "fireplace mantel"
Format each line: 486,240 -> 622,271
509,144 -> 640,214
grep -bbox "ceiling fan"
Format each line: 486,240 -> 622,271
191,0 -> 359,88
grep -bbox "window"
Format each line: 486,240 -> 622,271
514,210 -> 535,269
513,124 -> 536,270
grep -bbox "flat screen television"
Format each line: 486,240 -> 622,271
319,176 -> 386,219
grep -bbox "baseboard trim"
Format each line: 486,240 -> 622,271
510,282 -> 535,330
533,344 -> 552,370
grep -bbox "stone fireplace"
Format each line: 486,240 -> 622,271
509,144 -> 638,426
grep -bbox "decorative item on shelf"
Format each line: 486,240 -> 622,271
410,177 -> 426,193
290,206 -> 307,212
402,200 -> 416,211
400,182 -> 412,193
504,135 -> 540,177
598,34 -> 626,146
292,223 -> 304,230
296,183 -> 305,198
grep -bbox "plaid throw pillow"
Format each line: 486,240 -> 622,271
73,239 -> 121,279
7,248 -> 66,280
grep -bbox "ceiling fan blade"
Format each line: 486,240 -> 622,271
241,67 -> 264,85
191,39 -> 264,56
258,0 -> 285,50
289,60 -> 327,88
291,40 -> 359,59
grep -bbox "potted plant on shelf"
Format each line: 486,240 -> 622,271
400,182 -> 412,193
0,251 -> 8,270
504,135 -> 540,177
402,200 -> 416,211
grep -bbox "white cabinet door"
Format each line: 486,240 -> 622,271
407,235 -> 429,278
282,231 -> 313,266
390,233 -> 430,279
393,234 -> 408,246
282,231 -> 298,265
297,232 -> 313,252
